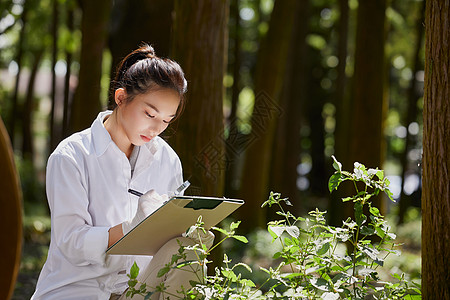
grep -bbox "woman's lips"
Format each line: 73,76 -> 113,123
140,135 -> 151,143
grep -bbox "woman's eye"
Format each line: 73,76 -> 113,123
163,120 -> 171,124
145,112 -> 155,118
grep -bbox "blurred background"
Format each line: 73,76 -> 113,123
0,0 -> 424,298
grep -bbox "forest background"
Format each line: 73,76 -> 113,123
0,0 -> 448,299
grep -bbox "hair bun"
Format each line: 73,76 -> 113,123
139,43 -> 156,59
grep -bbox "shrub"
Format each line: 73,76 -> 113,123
126,156 -> 421,299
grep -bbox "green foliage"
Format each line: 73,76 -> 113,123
126,157 -> 421,299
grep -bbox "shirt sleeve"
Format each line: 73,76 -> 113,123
46,153 -> 109,266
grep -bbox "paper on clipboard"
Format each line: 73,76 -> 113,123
106,196 -> 244,256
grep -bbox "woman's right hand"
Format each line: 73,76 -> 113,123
122,190 -> 168,235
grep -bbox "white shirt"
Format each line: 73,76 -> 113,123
31,111 -> 183,300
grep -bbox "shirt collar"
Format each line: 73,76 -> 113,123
92,111 -> 113,157
91,110 -> 160,157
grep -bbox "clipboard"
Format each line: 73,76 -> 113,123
106,195 -> 244,256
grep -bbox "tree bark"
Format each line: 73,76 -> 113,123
271,0 -> 309,215
421,0 -> 450,298
224,0 -> 242,199
398,0 -> 425,225
63,4 -> 75,138
329,0 -> 352,226
69,0 -> 111,133
22,49 -> 44,161
108,0 -> 173,105
8,0 -> 28,147
237,0 -> 297,231
171,0 -> 229,197
349,0 -> 387,212
49,0 -> 60,151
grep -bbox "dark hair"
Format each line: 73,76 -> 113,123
109,43 -> 187,120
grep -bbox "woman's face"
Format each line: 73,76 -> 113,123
116,88 -> 180,146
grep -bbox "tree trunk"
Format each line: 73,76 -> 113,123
224,0 -> 242,199
8,0 -> 28,147
349,0 -> 387,212
421,0 -> 450,298
171,0 -> 229,197
397,0 -> 425,225
63,4 -> 75,138
49,0 -> 60,151
69,0 -> 111,133
329,0 -> 352,226
271,0 -> 309,215
22,49 -> 44,161
171,0 -> 229,275
108,0 -> 173,105
237,0 -> 297,232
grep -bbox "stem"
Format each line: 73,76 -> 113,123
208,235 -> 229,253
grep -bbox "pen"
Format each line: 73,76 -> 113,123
128,180 -> 190,198
128,188 -> 143,197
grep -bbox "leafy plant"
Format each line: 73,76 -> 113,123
126,156 -> 421,299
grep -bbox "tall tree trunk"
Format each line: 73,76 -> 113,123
69,0 -> 111,133
8,0 -> 28,147
397,0 -> 425,225
271,0 -> 309,214
237,0 -> 297,232
49,0 -> 60,151
421,0 -> 450,298
171,0 -> 229,275
63,4 -> 75,138
349,0 -> 387,212
329,0 -> 351,226
22,49 -> 44,161
108,0 -> 173,105
224,0 -> 242,199
171,0 -> 229,197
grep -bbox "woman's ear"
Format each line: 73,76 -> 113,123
114,88 -> 127,107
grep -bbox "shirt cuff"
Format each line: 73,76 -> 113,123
83,226 -> 109,265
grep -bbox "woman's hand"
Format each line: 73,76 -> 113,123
122,190 -> 168,235
183,226 -> 215,249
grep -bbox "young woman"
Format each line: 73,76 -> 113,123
31,44 -> 213,300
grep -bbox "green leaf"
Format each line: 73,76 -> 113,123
309,277 -> 330,292
328,173 -> 342,192
376,169 -> 384,180
360,226 -> 375,236
230,221 -> 241,231
130,262 -> 140,279
354,201 -> 366,226
240,279 -> 256,287
211,227 -> 229,236
317,242 -> 331,256
157,266 -> 171,278
369,205 -> 381,217
128,279 -> 137,288
342,196 -> 354,202
331,155 -> 342,172
144,292 -> 154,300
221,269 -> 238,281
232,235 -> 248,243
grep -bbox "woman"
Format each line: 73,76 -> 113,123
31,44 -> 213,300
